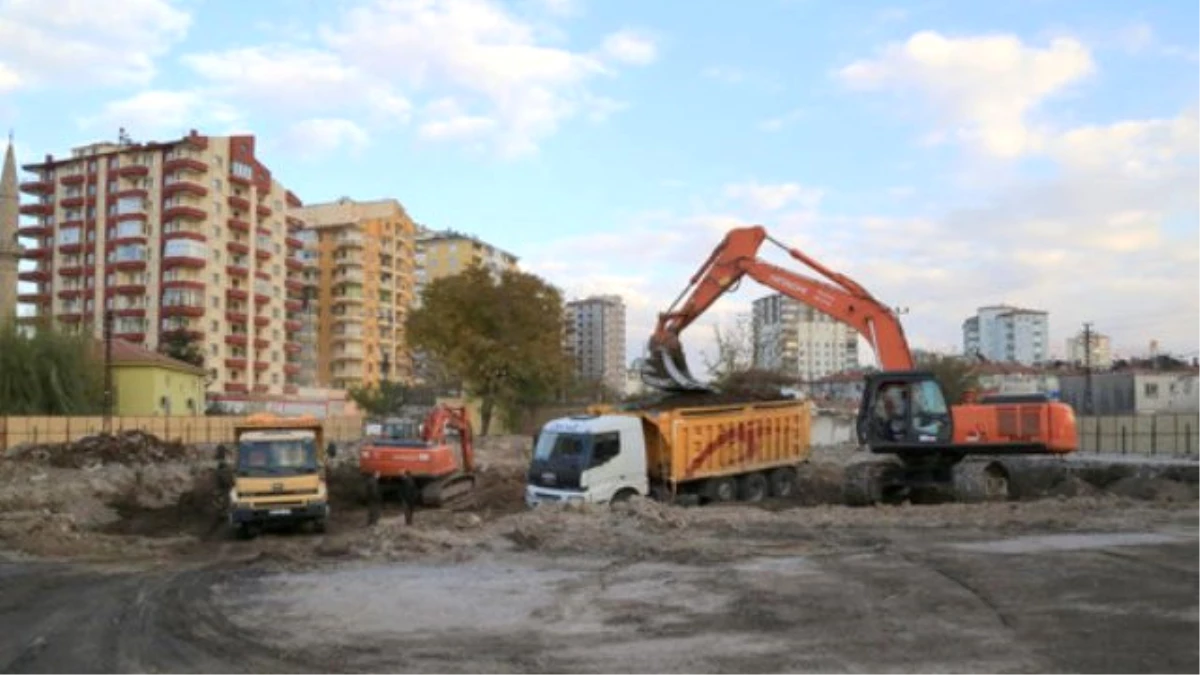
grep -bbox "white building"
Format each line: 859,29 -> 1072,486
565,294 -> 626,394
1066,330 -> 1112,369
752,293 -> 859,381
963,305 -> 1049,365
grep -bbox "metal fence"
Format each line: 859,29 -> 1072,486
0,414 -> 365,452
1076,413 -> 1199,457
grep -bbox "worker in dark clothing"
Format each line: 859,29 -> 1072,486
398,470 -> 418,526
366,471 -> 382,526
211,444 -> 234,535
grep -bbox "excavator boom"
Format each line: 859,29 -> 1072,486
642,225 -> 914,391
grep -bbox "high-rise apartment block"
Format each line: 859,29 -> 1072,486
293,197 -> 416,390
1066,329 -> 1112,369
565,294 -> 626,394
752,293 -> 859,380
963,305 -> 1049,365
414,228 -> 518,300
14,130 -> 309,398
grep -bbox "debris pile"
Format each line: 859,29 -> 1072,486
8,430 -> 192,469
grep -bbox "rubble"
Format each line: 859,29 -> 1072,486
7,430 -> 194,469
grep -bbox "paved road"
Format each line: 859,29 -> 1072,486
1,521 -> 1196,674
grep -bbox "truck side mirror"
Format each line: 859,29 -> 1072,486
327,442 -> 338,458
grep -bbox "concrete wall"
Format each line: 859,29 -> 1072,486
0,414 -> 364,451
1076,413 -> 1199,457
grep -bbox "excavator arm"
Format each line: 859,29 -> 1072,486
421,405 -> 475,473
642,225 -> 915,391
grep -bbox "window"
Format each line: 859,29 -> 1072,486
1144,383 -> 1159,398
232,161 -> 253,179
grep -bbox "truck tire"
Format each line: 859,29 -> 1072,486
706,476 -> 737,503
610,488 -> 638,505
952,460 -> 1010,503
738,472 -> 769,502
768,467 -> 797,498
843,460 -> 899,506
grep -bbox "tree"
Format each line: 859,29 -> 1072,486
700,315 -> 755,387
159,329 -> 204,368
0,320 -> 105,415
915,352 -> 980,405
406,264 -> 571,435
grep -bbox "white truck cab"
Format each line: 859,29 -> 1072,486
525,414 -> 648,507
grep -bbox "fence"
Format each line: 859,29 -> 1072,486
1076,413 -> 1199,458
0,414 -> 365,452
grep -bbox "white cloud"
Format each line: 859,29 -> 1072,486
78,90 -> 243,138
283,118 -> 370,158
759,107 -> 804,132
837,30 -> 1095,158
417,98 -> 498,142
724,181 -> 824,212
600,29 -> 658,65
0,0 -> 190,92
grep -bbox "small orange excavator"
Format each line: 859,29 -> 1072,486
359,404 -> 477,508
642,225 -> 1079,505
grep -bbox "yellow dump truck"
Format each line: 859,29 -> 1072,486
525,399 -> 812,506
225,413 -> 337,538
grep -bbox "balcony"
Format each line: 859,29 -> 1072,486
115,332 -> 146,343
162,304 -> 205,318
285,258 -> 302,271
162,205 -> 206,221
226,241 -> 250,255
107,283 -> 148,295
253,384 -> 269,394
20,246 -> 50,260
228,217 -> 251,233
226,264 -> 249,278
285,319 -> 302,332
336,234 -> 364,249
285,299 -> 302,312
226,310 -> 248,324
284,364 -> 300,375
58,265 -> 84,277
256,203 -> 271,218
284,342 -> 301,354
110,259 -> 146,272
227,194 -> 251,211
285,236 -> 303,250
224,382 -> 248,394
115,165 -> 149,178
286,190 -> 302,208
112,307 -> 146,318
225,358 -> 247,370
19,179 -> 52,194
163,157 -> 207,173
255,248 -> 271,260
254,338 -> 269,350
106,234 -> 148,247
163,180 -> 208,199
17,224 -> 51,238
163,229 -> 206,243
19,269 -> 51,283
226,288 -> 248,301
162,254 -> 205,269
225,334 -> 248,347
332,351 -> 364,362
333,294 -> 363,306
255,271 -> 270,282
162,327 -> 204,342
230,171 -> 252,188
254,361 -> 268,371
254,315 -> 269,328
61,196 -> 85,209
60,174 -> 85,186
285,279 -> 303,291
112,211 -> 148,223
58,242 -> 85,255
19,203 -> 53,217
161,279 -> 204,291
17,292 -> 50,304
286,215 -> 304,230
115,188 -> 149,201
254,291 -> 269,304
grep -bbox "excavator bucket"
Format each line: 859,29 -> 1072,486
640,340 -> 712,392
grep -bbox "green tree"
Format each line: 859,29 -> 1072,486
407,264 -> 570,435
0,320 -> 105,415
915,351 -> 981,405
159,329 -> 205,368
348,380 -> 414,418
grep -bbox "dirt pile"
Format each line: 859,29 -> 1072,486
622,389 -> 795,412
7,430 -> 193,469
1106,476 -> 1197,502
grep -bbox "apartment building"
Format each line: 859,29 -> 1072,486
293,227 -> 321,387
752,293 -> 858,381
565,294 -> 626,394
414,227 -> 518,301
293,197 -> 416,391
1065,329 -> 1112,369
963,304 -> 1049,365
14,130 -> 309,398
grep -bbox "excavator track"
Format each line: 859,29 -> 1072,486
419,473 -> 479,510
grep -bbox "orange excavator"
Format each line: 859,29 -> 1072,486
642,225 -> 1079,505
359,404 -> 477,508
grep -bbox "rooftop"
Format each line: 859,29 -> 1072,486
293,197 -> 412,227
92,339 -> 208,376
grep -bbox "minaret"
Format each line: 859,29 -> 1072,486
0,132 -> 22,326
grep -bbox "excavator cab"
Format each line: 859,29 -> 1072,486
856,371 -> 954,449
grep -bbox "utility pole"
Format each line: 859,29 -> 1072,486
1082,321 -> 1093,415
103,309 -> 113,434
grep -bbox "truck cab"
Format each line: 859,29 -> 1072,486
525,414 -> 648,506
227,415 -> 335,538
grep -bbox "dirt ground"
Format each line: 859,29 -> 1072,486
0,434 -> 1197,672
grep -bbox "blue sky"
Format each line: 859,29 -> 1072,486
3,0 -> 1198,371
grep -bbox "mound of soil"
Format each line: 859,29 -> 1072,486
9,430 -> 191,469
1106,476 -> 1198,502
621,389 -> 795,412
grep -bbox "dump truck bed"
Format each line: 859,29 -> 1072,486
636,399 -> 812,486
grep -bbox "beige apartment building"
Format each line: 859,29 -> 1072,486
293,197 -> 416,390
14,130 -> 309,400
414,227 -> 519,301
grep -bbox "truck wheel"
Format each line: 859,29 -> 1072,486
610,488 -> 638,505
706,477 -> 737,503
843,461 -> 899,506
768,468 -> 797,498
236,523 -> 259,540
738,473 -> 768,502
952,460 -> 1010,503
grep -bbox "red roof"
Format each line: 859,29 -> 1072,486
92,339 -> 207,376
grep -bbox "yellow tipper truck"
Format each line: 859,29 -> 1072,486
525,399 -> 812,507
227,414 -> 337,538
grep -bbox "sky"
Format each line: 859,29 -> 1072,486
2,0 -> 1198,376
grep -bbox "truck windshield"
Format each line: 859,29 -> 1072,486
237,439 -> 318,476
533,432 -> 590,463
